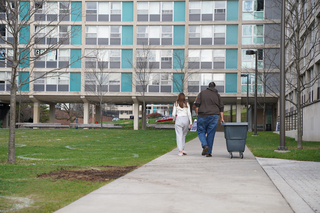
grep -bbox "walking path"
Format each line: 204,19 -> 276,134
55,132 -> 320,213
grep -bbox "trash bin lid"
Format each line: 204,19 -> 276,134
222,122 -> 249,126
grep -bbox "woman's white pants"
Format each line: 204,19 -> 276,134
175,116 -> 189,151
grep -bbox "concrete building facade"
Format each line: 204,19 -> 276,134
0,0 -> 282,130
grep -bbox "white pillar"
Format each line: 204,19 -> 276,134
133,102 -> 139,130
33,102 -> 40,123
236,98 -> 242,123
49,104 -> 55,123
96,105 -> 101,123
83,102 -> 90,124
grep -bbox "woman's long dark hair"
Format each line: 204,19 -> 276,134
176,93 -> 187,108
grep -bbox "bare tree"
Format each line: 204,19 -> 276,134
258,0 -> 320,149
85,49 -> 115,128
129,46 -> 156,130
0,0 -> 82,163
56,103 -> 83,123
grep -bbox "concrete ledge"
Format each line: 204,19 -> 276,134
70,124 -> 122,129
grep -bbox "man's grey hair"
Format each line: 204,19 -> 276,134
208,82 -> 216,88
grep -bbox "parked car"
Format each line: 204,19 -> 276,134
156,116 -> 173,122
112,118 -> 120,121
129,116 -> 142,119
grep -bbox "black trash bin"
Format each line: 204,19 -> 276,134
222,122 -> 248,159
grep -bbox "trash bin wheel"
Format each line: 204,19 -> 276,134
240,152 -> 243,159
229,152 -> 233,159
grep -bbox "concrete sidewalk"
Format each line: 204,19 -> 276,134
55,132 -> 293,213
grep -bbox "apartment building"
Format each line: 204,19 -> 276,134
0,0 -> 282,130
284,0 -> 320,141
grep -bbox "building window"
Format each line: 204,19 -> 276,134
85,49 -> 120,69
86,2 -> 121,22
241,73 -> 263,94
85,72 -> 120,92
188,73 -> 200,93
137,26 -> 172,45
34,49 -> 71,69
137,2 -> 173,22
188,73 -> 225,93
0,71 -> 11,91
241,49 -> 263,69
189,49 -> 225,69
242,25 -> 264,44
309,68 -> 314,102
85,26 -> 111,45
0,48 -> 13,68
243,0 -> 264,20
136,73 -> 172,93
35,25 -> 67,45
136,49 -> 172,69
189,25 -> 225,45
189,1 -> 226,21
34,72 -> 70,92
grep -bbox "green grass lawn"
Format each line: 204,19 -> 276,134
246,131 -> 320,162
0,129 -> 197,212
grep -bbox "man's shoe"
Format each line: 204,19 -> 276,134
202,145 -> 209,155
206,154 -> 212,157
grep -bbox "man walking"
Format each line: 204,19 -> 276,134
194,82 -> 224,157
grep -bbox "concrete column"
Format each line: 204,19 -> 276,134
33,102 -> 40,123
83,102 -> 90,124
236,98 -> 242,123
236,104 -> 242,123
49,104 -> 55,123
133,102 -> 139,130
96,105 -> 101,123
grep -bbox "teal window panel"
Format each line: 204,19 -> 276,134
226,49 -> 238,69
71,26 -> 82,45
70,49 -> 81,68
19,48 -> 30,68
227,1 -> 239,21
121,73 -> 132,92
122,2 -> 133,22
173,73 -> 184,93
173,26 -> 185,45
19,25 -> 30,44
225,73 -> 237,93
174,2 -> 185,21
122,26 -> 133,45
71,2 -> 82,21
153,109 -> 157,113
19,1 -> 30,21
173,49 -> 184,69
122,49 -> 133,69
226,25 -> 238,45
70,73 -> 81,92
18,72 -> 29,92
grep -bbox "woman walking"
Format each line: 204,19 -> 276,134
172,93 -> 193,156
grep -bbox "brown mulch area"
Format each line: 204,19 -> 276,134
37,165 -> 137,182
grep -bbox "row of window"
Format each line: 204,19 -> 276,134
0,0 -> 275,23
1,24 -> 264,46
0,71 -> 266,94
0,48 -> 266,70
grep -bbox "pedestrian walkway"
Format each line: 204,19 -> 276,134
257,158 -> 320,213
55,132 -> 293,213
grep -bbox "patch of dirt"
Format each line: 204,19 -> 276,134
37,166 -> 137,182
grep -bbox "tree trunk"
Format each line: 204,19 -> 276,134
8,85 -> 17,163
296,90 -> 303,149
142,100 -> 146,130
